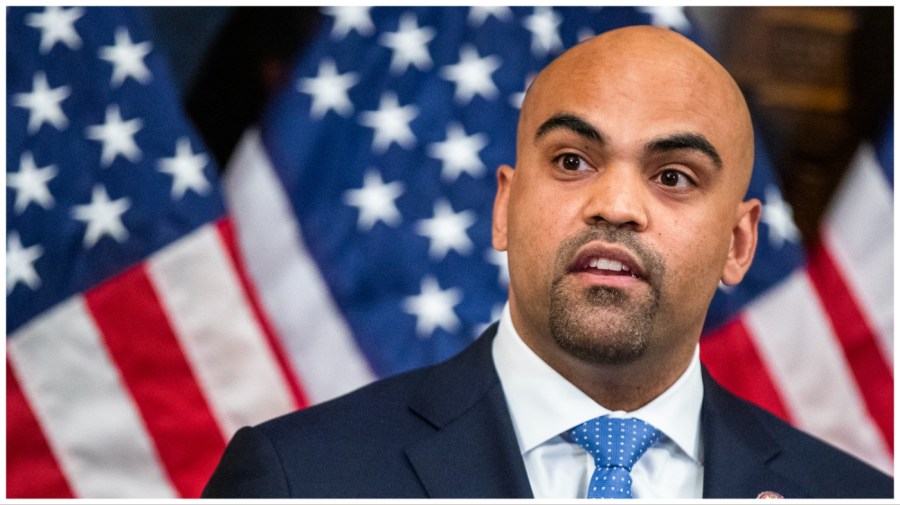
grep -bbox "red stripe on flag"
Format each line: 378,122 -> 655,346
807,242 -> 893,451
84,265 -> 226,498
701,317 -> 792,422
215,217 -> 309,409
6,360 -> 75,498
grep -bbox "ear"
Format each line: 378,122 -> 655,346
721,198 -> 762,286
492,165 -> 515,252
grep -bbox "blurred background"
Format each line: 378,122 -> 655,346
7,6 -> 893,498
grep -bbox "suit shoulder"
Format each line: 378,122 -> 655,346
758,406 -> 890,482
208,331 -> 500,497
259,363 -> 433,442
737,391 -> 891,496
213,365 -> 437,497
257,328 -> 498,443
702,370 -> 891,498
203,425 -> 290,497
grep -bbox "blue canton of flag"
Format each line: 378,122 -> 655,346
250,6 -> 705,379
7,7 -> 222,332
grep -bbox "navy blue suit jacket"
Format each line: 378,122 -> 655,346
203,325 -> 892,498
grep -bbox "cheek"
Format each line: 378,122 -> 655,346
506,183 -> 575,287
655,212 -> 732,303
507,196 -> 553,270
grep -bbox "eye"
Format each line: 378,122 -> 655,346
555,153 -> 586,171
655,168 -> 694,189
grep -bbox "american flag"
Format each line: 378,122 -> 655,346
6,6 -> 892,498
7,7 -> 301,497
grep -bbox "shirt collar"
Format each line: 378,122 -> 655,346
492,303 -> 704,463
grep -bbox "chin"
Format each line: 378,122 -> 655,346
548,278 -> 660,365
548,303 -> 650,365
553,321 -> 649,366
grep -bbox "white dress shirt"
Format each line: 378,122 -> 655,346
492,304 -> 704,498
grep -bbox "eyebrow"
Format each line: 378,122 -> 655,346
534,113 -> 605,144
534,113 -> 723,170
645,133 -> 722,170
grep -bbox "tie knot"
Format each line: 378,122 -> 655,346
568,416 -> 661,471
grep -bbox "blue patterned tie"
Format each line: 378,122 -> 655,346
567,416 -> 662,498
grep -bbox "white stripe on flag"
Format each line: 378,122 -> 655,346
147,223 -> 295,437
223,129 -> 376,403
744,270 -> 893,474
821,144 -> 893,364
7,297 -> 176,498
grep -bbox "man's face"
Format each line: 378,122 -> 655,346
493,30 -> 758,370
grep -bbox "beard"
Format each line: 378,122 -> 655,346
548,227 -> 665,365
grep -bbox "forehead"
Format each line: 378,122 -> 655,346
519,34 -> 748,166
527,52 -> 731,141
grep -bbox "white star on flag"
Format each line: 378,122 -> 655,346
358,92 -> 419,153
12,71 -> 71,134
467,6 -> 513,27
578,27 -> 597,43
523,6 -> 563,57
379,13 -> 435,75
343,169 -> 405,231
439,45 -> 501,104
297,58 -> 360,119
98,26 -> 153,88
7,231 -> 44,295
415,198 -> 477,260
485,249 -> 510,286
8,151 -> 58,214
762,185 -> 801,249
639,6 -> 692,32
71,184 -> 132,248
25,6 -> 84,54
427,122 -> 488,182
157,137 -> 211,199
476,302 -> 507,337
490,303 -> 504,323
322,6 -> 375,40
509,73 -> 536,109
85,104 -> 144,167
402,276 -> 463,338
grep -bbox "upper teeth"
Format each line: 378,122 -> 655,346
589,258 -> 630,272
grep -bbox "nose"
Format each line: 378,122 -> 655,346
582,164 -> 649,231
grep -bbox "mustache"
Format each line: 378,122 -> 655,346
553,225 -> 665,283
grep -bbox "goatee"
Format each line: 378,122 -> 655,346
548,227 -> 665,365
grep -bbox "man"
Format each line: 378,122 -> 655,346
203,26 -> 892,498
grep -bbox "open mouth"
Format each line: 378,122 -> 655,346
567,244 -> 646,281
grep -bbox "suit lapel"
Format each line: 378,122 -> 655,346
404,325 -> 533,498
700,369 -> 808,498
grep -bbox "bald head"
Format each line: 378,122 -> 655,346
519,25 -> 754,194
